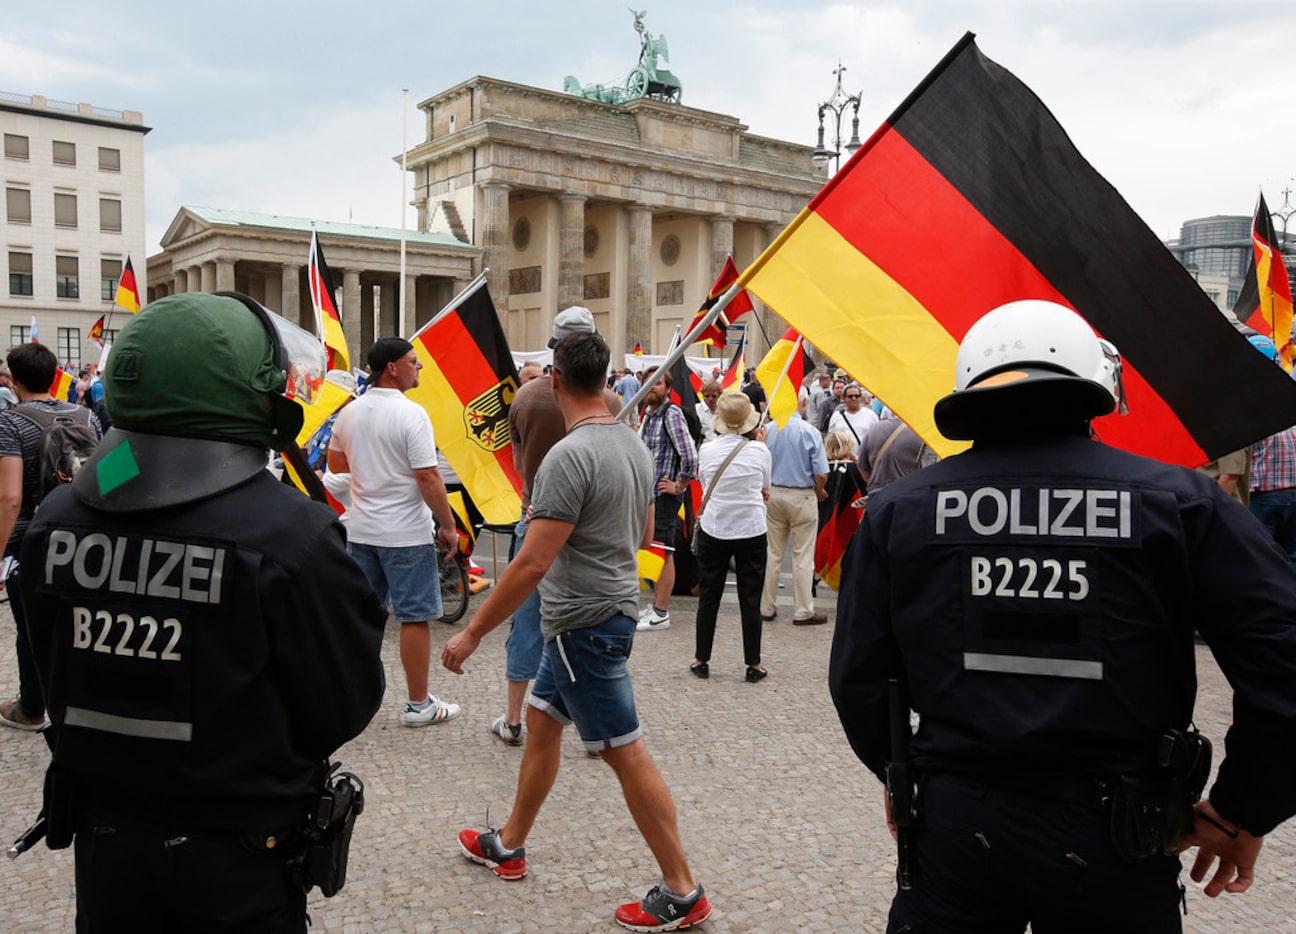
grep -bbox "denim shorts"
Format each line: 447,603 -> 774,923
504,518 -> 544,681
348,542 -> 442,622
528,614 -> 642,752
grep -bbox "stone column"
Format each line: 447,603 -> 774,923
343,269 -> 362,362
200,262 -> 216,293
480,180 -> 512,313
626,204 -> 653,353
710,214 -> 735,279
360,282 -> 376,352
173,268 -> 188,294
264,268 -> 283,313
379,277 -> 398,338
281,264 -> 301,328
215,260 -> 235,292
558,192 -> 588,311
189,265 -> 204,293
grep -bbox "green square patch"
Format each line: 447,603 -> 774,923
96,441 -> 141,495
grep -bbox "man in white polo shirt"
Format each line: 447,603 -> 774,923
329,337 -> 463,726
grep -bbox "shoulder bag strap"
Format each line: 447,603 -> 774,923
871,421 -> 905,467
697,439 -> 749,517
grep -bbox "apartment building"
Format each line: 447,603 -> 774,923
1,92 -> 148,368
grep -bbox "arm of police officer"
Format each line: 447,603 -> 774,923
0,456 -> 21,589
268,516 -> 387,756
1177,798 -> 1264,897
1182,483 -> 1296,890
441,516 -> 575,674
413,465 -> 457,557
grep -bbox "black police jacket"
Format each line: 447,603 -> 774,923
21,465 -> 387,831
830,430 -> 1296,836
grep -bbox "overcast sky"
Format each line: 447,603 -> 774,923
5,1 -> 1293,255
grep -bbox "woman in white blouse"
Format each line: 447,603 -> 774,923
690,392 -> 773,682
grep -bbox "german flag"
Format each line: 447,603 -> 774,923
309,230 -> 349,372
407,281 -> 523,526
637,540 -> 667,590
50,368 -> 74,401
1233,193 -> 1295,372
755,327 -> 813,427
815,461 -> 866,591
687,255 -> 755,348
719,333 -> 745,392
668,353 -> 702,408
88,315 -> 106,347
741,33 -> 1296,468
114,256 -> 141,313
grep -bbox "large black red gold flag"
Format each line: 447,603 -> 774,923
407,280 -> 523,525
1233,192 -> 1294,371
687,255 -> 755,348
741,32 -> 1296,468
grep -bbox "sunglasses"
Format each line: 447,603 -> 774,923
845,393 -> 862,399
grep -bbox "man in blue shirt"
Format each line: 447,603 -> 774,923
761,393 -> 829,624
616,368 -> 641,408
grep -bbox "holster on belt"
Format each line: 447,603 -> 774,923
291,762 -> 365,897
1109,728 -> 1211,863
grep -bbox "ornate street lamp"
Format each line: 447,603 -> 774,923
812,63 -> 863,173
1272,186 -> 1294,250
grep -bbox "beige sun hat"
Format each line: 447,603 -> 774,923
714,390 -> 760,435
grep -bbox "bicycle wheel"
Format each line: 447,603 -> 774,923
438,553 -> 469,623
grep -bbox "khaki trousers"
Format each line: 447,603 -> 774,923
761,485 -> 818,620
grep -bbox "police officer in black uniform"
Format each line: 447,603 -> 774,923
19,292 -> 387,932
829,300 -> 1296,932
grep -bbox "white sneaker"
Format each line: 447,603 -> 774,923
490,714 -> 523,746
636,607 -> 671,631
402,695 -> 462,727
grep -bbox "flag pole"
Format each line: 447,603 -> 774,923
617,282 -> 743,423
759,334 -> 804,428
399,88 -> 409,336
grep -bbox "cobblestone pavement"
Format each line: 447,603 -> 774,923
2,538 -> 1294,931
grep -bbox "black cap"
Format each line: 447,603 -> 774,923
368,337 -> 415,373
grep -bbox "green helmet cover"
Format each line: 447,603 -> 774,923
105,292 -> 304,450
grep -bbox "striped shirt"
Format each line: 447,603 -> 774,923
1252,426 -> 1296,493
638,400 -> 697,484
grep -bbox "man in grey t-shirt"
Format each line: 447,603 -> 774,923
442,331 -> 712,932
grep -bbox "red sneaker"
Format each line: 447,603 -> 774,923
615,882 -> 711,932
458,828 -> 527,881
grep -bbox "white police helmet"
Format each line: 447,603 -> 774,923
934,300 -> 1126,440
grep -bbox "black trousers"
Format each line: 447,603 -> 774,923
887,774 -> 1183,933
74,818 -> 307,933
694,529 -> 766,666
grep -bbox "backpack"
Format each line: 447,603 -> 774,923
678,399 -> 704,448
10,404 -> 100,506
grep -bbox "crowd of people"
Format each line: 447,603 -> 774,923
5,295 -> 1296,934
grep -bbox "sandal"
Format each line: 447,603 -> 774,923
0,699 -> 45,732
